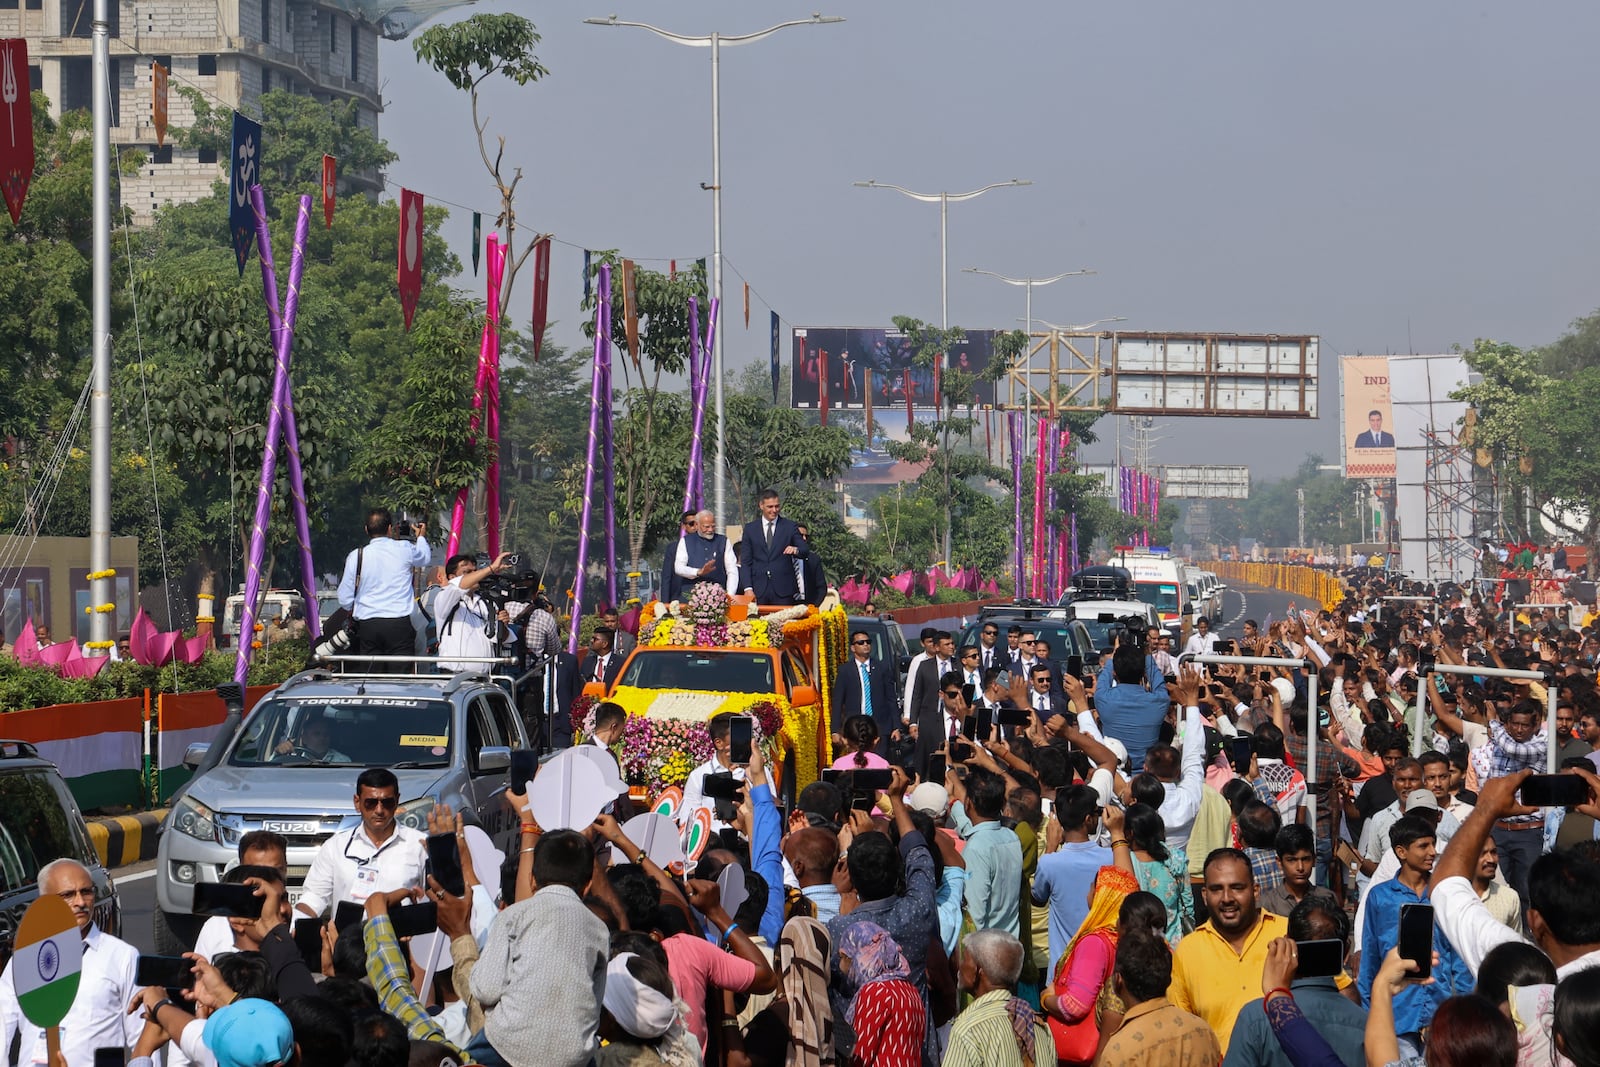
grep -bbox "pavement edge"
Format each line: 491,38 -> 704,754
87,809 -> 166,869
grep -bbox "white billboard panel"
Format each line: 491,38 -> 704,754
1162,465 -> 1250,500
1110,333 -> 1318,418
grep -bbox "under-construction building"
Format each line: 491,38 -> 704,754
1,0 -> 458,224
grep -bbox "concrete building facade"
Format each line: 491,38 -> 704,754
1,0 -> 383,223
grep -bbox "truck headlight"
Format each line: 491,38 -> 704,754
170,796 -> 218,843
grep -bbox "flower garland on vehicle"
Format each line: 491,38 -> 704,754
639,598 -> 784,650
577,689 -> 799,794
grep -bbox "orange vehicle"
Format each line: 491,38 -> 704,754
581,601 -> 848,800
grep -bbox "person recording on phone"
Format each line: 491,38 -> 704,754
681,712 -> 747,835
338,507 -> 432,669
1355,815 -> 1470,1051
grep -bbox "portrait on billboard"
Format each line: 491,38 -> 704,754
1342,355 -> 1395,477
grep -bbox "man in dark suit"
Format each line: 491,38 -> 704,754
659,511 -> 695,604
738,489 -> 809,604
1032,637 -> 1071,708
1354,409 -> 1395,448
910,634 -> 956,774
915,668 -> 966,777
582,627 -> 624,688
528,649 -> 580,753
795,523 -> 828,607
832,629 -> 899,755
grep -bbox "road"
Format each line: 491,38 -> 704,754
109,581 -> 1307,953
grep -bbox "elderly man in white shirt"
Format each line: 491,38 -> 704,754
674,509 -> 740,597
0,859 -> 142,1066
295,768 -> 427,921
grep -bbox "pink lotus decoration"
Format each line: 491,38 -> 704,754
7,619 -> 108,678
128,608 -> 209,666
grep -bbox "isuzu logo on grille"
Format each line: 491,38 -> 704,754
259,821 -> 319,834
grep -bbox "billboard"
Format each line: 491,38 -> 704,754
1110,333 -> 1319,417
791,327 -> 1000,410
1341,355 -> 1395,478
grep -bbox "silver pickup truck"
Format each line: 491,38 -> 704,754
153,669 -> 527,952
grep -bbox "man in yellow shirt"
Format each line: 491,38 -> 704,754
1168,847 -> 1288,1054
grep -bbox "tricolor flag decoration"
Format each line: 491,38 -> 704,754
13,894 -> 82,1029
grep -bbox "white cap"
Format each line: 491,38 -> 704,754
1101,736 -> 1129,771
908,782 -> 949,818
1270,677 -> 1297,704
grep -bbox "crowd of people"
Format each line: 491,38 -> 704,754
17,556 -> 1600,1066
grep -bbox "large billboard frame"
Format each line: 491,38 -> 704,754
790,326 -> 1002,411
1001,330 -> 1318,419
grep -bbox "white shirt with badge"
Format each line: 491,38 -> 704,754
296,823 -> 427,919
0,924 -> 142,1066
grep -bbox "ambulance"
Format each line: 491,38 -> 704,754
1114,547 -> 1188,633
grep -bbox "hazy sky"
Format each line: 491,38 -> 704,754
378,2 -> 1600,480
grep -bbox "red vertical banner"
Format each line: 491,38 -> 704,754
621,258 -> 641,372
320,154 -> 335,230
669,259 -> 676,279
396,188 -> 423,330
933,353 -> 943,411
818,349 -> 829,427
151,61 -> 169,148
529,236 -> 551,362
0,39 -> 35,225
743,282 -> 750,328
904,368 -> 914,432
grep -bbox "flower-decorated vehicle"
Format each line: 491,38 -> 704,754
580,583 -> 849,803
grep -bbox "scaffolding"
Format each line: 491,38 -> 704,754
1422,423 -> 1494,582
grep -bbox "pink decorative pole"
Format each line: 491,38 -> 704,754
1010,413 -> 1023,591
1031,416 -> 1047,600
235,189 -> 313,684
570,265 -> 611,655
447,235 -> 505,556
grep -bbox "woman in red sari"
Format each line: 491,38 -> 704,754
839,920 -> 924,1067
1040,865 -> 1139,1066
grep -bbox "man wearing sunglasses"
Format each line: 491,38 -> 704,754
832,630 -> 898,756
296,767 -> 427,920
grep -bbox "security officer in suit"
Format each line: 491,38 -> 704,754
659,510 -> 694,603
583,627 -> 624,688
738,489 -> 809,604
832,629 -> 899,756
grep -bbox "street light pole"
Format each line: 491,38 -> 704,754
585,14 -> 843,528
854,179 -> 1030,564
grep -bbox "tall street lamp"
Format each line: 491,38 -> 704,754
854,178 -> 1030,566
853,179 -> 1031,334
585,13 -> 843,526
965,266 -> 1095,340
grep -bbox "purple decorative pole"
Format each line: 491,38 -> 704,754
570,264 -> 611,655
600,300 -> 617,610
235,188 -> 313,683
682,298 -> 704,514
1010,413 -> 1023,593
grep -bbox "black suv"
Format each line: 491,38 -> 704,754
0,741 -> 120,964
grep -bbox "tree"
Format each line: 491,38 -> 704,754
1521,367 -> 1600,574
172,88 -> 395,199
884,317 -> 1025,567
1452,339 -> 1548,542
351,297 -> 487,514
412,13 -> 549,321
0,93 -> 139,445
578,258 -> 709,568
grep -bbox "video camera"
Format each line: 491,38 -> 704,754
1104,614 -> 1151,652
476,552 -> 541,608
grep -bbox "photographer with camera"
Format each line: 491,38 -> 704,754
434,551 -> 512,673
337,508 -> 432,670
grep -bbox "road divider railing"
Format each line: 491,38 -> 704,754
1210,561 -> 1347,612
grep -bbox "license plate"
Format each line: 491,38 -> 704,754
260,821 -> 319,834
287,886 -> 305,905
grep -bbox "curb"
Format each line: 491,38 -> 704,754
87,809 -> 166,869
